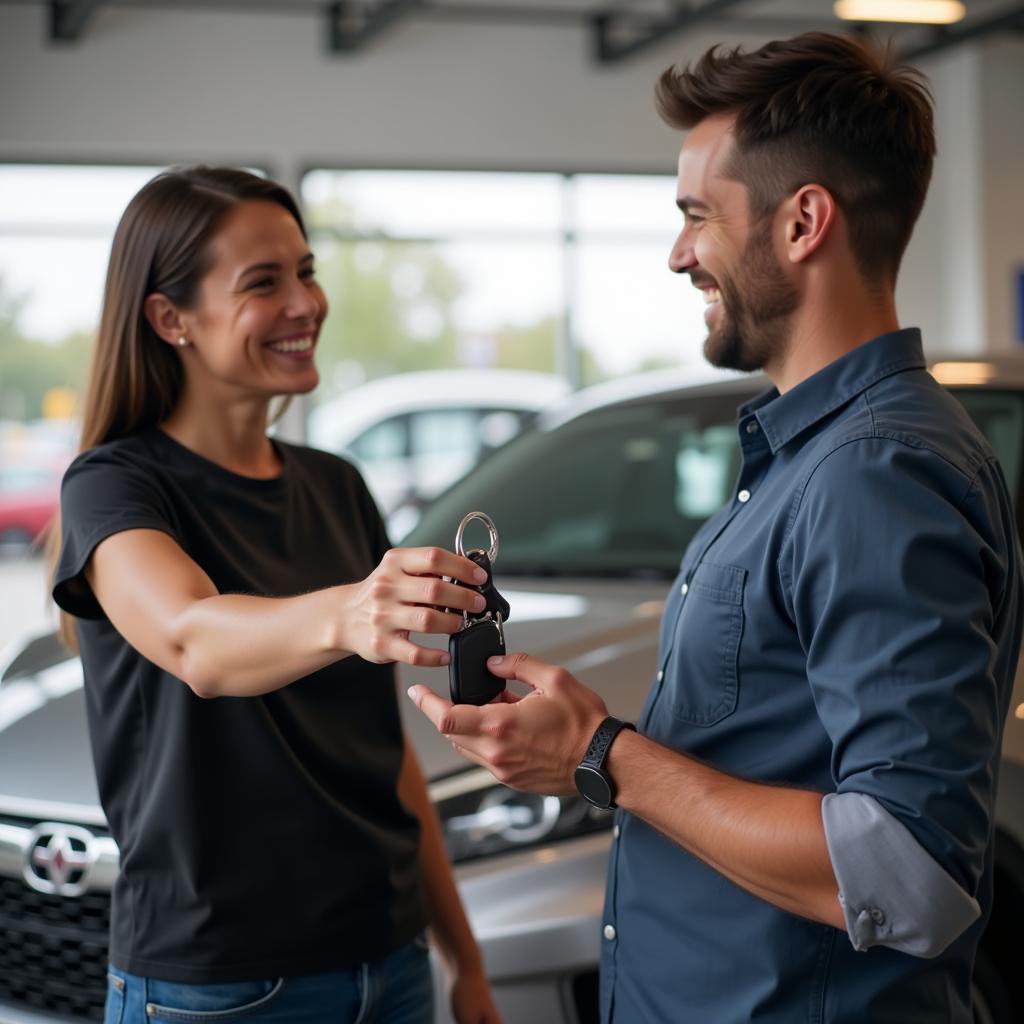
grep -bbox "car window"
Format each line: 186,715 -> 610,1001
408,385 -> 1024,578
349,416 -> 408,460
411,410 -> 481,458
408,394 -> 742,577
950,389 -> 1024,499
480,410 -> 527,450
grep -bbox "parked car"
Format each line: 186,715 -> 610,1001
306,369 -> 570,526
0,418 -> 76,555
1,358 -> 1022,1024
0,464 -> 63,554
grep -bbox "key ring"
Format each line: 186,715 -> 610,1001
454,511 -> 499,564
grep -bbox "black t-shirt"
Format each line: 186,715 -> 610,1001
53,428 -> 427,983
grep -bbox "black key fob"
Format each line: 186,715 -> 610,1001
449,619 -> 506,706
465,550 -> 511,623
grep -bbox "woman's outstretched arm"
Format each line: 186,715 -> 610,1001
86,528 -> 486,697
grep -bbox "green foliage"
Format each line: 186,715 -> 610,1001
491,315 -> 606,384
313,237 -> 464,393
0,281 -> 92,421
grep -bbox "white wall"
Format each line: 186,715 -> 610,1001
0,3 -> 686,181
980,38 -> 1024,353
2,2 -> 1023,357
897,36 -> 1024,355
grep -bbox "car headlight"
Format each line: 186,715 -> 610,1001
431,767 -> 613,863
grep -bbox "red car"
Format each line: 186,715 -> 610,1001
0,464 -> 61,551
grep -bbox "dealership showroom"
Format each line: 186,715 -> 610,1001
1,1 -> 1024,1022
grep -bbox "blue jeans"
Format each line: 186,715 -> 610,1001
104,936 -> 434,1024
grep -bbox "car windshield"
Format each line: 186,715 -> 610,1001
406,384 -> 1024,579
406,390 -> 746,578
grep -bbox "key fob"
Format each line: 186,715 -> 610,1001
465,551 -> 511,623
449,619 -> 506,706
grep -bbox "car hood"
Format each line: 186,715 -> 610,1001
0,579 -> 666,818
0,654 -> 102,817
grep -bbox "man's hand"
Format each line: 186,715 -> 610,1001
407,652 -> 609,794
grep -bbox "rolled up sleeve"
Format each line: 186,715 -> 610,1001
822,791 -> 980,956
781,436 -> 1011,957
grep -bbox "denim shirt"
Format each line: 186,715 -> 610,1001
600,330 -> 1022,1023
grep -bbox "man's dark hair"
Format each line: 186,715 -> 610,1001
656,32 -> 935,284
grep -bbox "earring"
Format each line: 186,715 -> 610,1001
178,336 -> 189,347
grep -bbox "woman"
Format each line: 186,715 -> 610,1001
51,166 -> 501,1024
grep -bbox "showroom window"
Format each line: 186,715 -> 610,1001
0,164 -> 165,422
300,168 -> 709,401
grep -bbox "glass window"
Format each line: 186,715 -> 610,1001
303,170 -> 563,237
0,165 -> 163,348
479,410 -> 525,450
675,424 -> 737,518
407,395 -> 742,577
410,410 -> 480,458
951,390 -> 1024,497
349,417 -> 408,461
301,168 -> 703,411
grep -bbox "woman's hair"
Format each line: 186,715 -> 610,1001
49,166 -> 306,647
80,165 -> 306,449
656,32 -> 935,285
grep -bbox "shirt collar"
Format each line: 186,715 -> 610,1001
739,328 -> 926,455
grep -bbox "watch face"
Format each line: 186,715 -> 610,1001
574,764 -> 614,809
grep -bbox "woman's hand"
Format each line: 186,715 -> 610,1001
339,547 -> 489,668
450,963 -> 504,1024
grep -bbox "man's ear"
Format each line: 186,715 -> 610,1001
782,185 -> 837,265
143,293 -> 188,347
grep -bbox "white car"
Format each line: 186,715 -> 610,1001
306,369 -> 570,523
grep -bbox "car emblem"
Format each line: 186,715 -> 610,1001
23,822 -> 96,897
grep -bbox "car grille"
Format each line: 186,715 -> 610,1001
0,874 -> 109,1021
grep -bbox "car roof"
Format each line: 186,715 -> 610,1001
539,354 -> 1024,431
308,369 -> 571,445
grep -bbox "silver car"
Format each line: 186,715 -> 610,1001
1,359 -> 1022,1024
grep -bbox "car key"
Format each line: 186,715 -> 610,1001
448,512 -> 510,706
450,619 -> 506,706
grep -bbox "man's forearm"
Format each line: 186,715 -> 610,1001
607,729 -> 844,929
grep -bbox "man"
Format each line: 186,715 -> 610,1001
410,32 -> 1023,1022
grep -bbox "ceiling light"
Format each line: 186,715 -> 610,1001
834,0 -> 966,24
929,362 -> 997,385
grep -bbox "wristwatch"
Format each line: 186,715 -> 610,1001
574,716 -> 636,810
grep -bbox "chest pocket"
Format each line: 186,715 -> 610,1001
667,561 -> 746,726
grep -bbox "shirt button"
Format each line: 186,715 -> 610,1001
738,489 -> 751,503
746,421 -> 759,435
603,924 -> 617,940
681,583 -> 689,595
656,670 -> 664,682
613,824 -> 621,839
869,907 -> 886,925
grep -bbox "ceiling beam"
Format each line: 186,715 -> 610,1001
49,0 -> 100,42
592,0 -> 751,65
327,0 -> 421,52
901,4 -> 1024,61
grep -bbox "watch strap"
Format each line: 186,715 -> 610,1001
581,716 -> 636,771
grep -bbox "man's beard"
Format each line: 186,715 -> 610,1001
703,219 -> 799,373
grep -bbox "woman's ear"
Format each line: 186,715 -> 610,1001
782,184 -> 837,265
143,293 -> 187,347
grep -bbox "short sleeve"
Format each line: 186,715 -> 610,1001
53,446 -> 179,619
781,437 -> 1011,898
